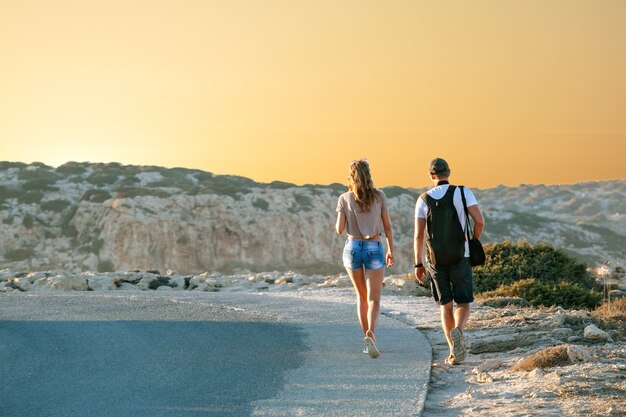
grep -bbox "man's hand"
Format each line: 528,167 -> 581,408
414,266 -> 426,286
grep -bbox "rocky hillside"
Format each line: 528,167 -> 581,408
0,161 -> 623,274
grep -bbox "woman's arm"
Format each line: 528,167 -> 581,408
381,209 -> 394,267
336,211 -> 346,235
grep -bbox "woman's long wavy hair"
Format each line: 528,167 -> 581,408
348,159 -> 379,212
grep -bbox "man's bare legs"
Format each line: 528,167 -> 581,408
440,302 -> 470,360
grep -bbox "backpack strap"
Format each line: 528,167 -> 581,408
460,186 -> 473,241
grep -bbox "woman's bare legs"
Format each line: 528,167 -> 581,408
346,266 -> 385,341
364,267 -> 385,341
346,267 -> 368,334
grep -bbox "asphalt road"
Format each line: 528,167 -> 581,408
0,292 -> 431,417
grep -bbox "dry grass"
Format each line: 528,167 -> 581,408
512,345 -> 570,371
592,297 -> 626,339
593,297 -> 626,321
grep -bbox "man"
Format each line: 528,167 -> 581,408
414,158 -> 484,365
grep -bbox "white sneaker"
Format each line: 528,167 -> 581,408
364,336 -> 380,358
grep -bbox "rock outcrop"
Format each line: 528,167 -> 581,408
0,161 -> 624,274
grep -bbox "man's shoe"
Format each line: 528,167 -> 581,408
450,328 -> 466,362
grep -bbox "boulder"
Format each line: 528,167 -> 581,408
469,333 -> 538,354
567,344 -> 592,362
31,275 -> 88,291
85,275 -> 117,291
584,324 -> 609,342
472,359 -> 502,374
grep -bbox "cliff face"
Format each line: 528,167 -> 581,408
0,161 -> 623,274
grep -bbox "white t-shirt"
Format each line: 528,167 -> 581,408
415,184 -> 478,257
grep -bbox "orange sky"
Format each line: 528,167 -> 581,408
1,1 -> 625,188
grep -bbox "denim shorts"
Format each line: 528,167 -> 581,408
342,240 -> 386,271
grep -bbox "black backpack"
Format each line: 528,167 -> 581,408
420,185 -> 465,267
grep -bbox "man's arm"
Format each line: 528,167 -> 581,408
414,217 -> 426,285
467,205 -> 484,239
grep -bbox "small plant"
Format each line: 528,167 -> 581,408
22,178 -> 59,191
267,180 -> 296,190
0,162 -> 27,170
81,189 -> 112,203
17,167 -> 59,181
55,162 -> 88,175
97,259 -> 115,272
381,186 -> 415,199
5,247 -> 35,262
22,214 -> 35,229
114,187 -> 171,198
252,198 -> 269,211
86,171 -> 120,185
512,345 -> 570,371
41,199 -> 72,213
294,194 -> 313,210
0,186 -> 19,202
17,191 -> 44,204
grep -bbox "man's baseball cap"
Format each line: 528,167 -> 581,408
429,158 -> 450,175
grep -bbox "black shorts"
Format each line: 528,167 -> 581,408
427,257 -> 474,305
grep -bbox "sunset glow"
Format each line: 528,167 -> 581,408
1,1 -> 625,188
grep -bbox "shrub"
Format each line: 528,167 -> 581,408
294,194 -> 312,210
328,183 -> 347,193
381,186 -> 414,199
41,199 -> 72,213
267,180 -> 295,190
97,259 -> 115,272
193,173 -> 259,196
86,171 -> 120,185
0,161 -> 27,171
17,191 -> 44,204
481,278 -> 602,310
252,198 -> 269,211
22,214 -> 34,229
0,186 -> 19,201
114,187 -> 171,199
120,175 -> 140,186
55,162 -> 88,175
473,240 -> 596,293
17,167 -> 59,181
61,206 -> 78,238
593,297 -> 626,338
22,178 -> 59,191
512,345 -> 570,371
5,247 -> 35,262
81,189 -> 112,203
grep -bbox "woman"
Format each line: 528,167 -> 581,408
335,159 -> 394,358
